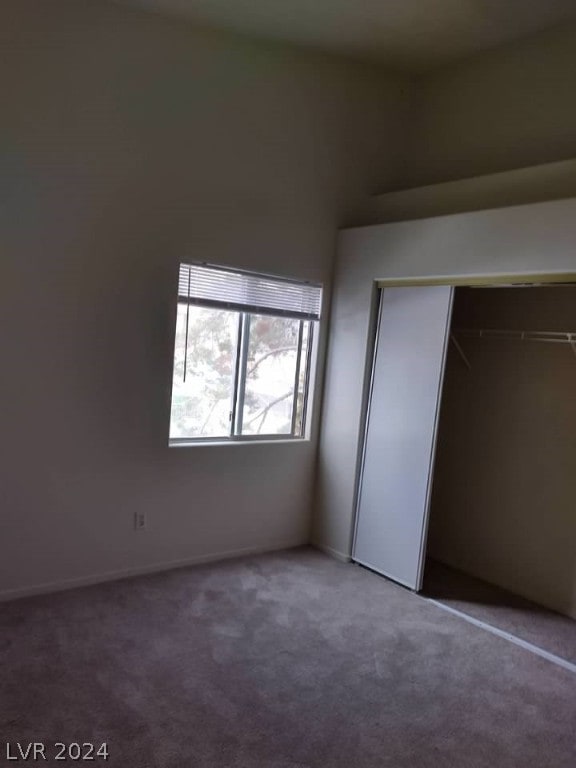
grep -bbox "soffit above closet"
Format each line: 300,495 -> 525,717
368,159 -> 576,224
111,0 -> 576,71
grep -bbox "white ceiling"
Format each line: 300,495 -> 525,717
113,0 -> 576,71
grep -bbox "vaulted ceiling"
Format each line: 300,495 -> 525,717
113,0 -> 576,71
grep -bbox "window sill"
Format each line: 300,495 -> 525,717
169,437 -> 310,448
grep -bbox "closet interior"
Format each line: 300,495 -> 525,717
424,285 -> 576,660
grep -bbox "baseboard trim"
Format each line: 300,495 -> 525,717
312,542 -> 352,563
0,539 -> 306,603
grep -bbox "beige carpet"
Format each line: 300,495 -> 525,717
1,548 -> 575,767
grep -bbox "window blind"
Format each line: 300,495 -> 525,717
178,263 -> 322,320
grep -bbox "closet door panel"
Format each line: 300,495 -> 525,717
353,285 -> 453,590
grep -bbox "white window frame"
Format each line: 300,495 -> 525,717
169,263 -> 322,446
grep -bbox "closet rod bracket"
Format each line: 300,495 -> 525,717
450,333 -> 472,371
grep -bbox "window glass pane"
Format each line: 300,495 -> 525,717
241,314 -> 299,436
169,305 -> 238,439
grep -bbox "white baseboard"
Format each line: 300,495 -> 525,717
0,539 -> 306,603
312,542 -> 352,563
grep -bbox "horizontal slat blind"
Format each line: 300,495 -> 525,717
178,263 -> 322,320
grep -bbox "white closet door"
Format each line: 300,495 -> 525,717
353,285 -> 454,590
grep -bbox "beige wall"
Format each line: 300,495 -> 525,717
5,0 -> 576,599
429,288 -> 576,618
403,24 -> 576,187
0,0 -> 411,596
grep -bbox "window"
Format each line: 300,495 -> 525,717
169,263 -> 322,443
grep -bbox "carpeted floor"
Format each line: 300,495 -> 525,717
1,547 -> 575,767
423,559 -> 576,664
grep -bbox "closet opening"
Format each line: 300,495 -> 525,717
353,279 -> 576,666
422,283 -> 576,663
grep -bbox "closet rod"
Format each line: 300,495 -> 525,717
453,329 -> 576,359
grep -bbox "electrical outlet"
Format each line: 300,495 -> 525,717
134,512 -> 147,531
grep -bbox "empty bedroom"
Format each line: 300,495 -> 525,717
1,0 -> 575,766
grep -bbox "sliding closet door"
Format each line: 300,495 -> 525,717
353,286 -> 454,590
